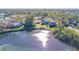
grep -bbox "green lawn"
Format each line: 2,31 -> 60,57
35,24 -> 57,31
35,24 -> 48,28
7,24 -> 58,32
48,27 -> 57,31
12,26 -> 24,31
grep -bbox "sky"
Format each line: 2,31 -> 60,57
0,0 -> 79,8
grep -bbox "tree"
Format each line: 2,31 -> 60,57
24,18 -> 35,30
55,18 -> 63,33
16,15 -> 23,23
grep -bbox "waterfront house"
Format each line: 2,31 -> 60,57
41,18 -> 48,25
48,21 -> 57,27
1,17 -> 22,29
34,16 -> 42,24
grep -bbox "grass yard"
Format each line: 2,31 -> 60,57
12,26 -> 24,31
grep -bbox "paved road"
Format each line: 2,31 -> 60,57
0,30 -> 77,51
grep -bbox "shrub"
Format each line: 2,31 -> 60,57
54,27 -> 79,49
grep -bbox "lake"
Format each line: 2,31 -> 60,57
0,30 -> 77,51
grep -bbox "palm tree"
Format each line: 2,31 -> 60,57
55,18 -> 63,32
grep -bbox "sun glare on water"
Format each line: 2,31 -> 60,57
34,30 -> 49,47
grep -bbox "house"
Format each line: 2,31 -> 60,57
68,19 -> 78,27
1,17 -> 22,29
41,18 -> 48,25
34,17 -> 42,24
69,19 -> 77,24
48,21 -> 57,28
24,18 -> 35,28
34,20 -> 42,24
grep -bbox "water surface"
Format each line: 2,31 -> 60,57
0,30 -> 77,51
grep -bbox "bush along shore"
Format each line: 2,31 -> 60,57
52,27 -> 79,50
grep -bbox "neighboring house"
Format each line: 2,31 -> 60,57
1,18 -> 22,29
12,22 -> 22,28
24,18 -> 35,29
41,18 -> 48,25
48,21 -> 57,27
34,20 -> 42,24
34,17 -> 42,24
8,22 -> 22,29
69,19 -> 77,24
68,19 -> 78,28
